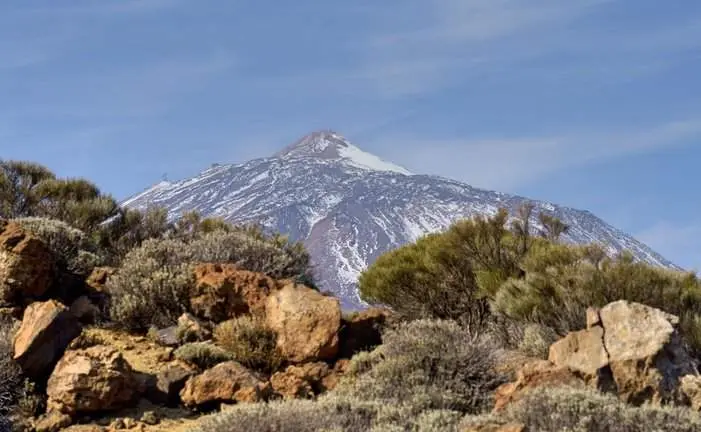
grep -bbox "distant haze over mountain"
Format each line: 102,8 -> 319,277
123,130 -> 676,309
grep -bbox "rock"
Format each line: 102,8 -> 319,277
681,375 -> 701,410
46,346 -> 139,415
270,362 -> 332,399
34,411 -> 73,432
13,300 -> 82,379
494,360 -> 584,411
586,306 -> 601,328
191,264 -> 279,322
85,267 -> 115,293
338,307 -> 392,358
0,221 -> 54,306
69,296 -> 100,324
146,361 -> 197,406
548,301 -> 697,406
599,301 -> 697,404
180,360 -> 271,407
177,312 -> 211,342
265,284 -> 341,363
548,326 -> 612,389
140,411 -> 160,425
153,326 -> 179,347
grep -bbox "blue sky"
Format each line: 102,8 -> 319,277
1,0 -> 700,271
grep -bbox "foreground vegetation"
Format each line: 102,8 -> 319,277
1,158 -> 701,431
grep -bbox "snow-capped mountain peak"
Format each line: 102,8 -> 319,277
275,130 -> 412,175
123,130 -> 678,310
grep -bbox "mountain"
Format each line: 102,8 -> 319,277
123,130 -> 676,309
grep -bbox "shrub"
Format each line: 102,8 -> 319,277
192,394 -> 464,432
187,230 -> 313,282
461,386 -> 701,432
107,239 -> 195,330
108,229 -> 315,330
13,217 -> 101,275
336,319 -> 507,414
173,342 -> 234,370
0,319 -> 22,429
358,209 -> 544,330
493,242 -> 701,353
213,316 -> 282,374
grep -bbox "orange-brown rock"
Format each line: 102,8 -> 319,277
13,300 -> 82,379
266,284 -> 341,363
47,346 -> 140,415
0,221 -> 54,306
494,360 -> 584,411
34,411 -> 73,432
85,267 -> 116,293
270,362 -> 333,399
180,361 -> 271,407
191,264 -> 278,322
339,307 -> 392,358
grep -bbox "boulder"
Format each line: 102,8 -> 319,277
265,284 -> 341,363
494,360 -> 584,411
270,362 -> 332,399
177,312 -> 211,342
153,326 -> 179,347
146,361 -> 197,406
13,300 -> 82,379
180,360 -> 271,407
548,326 -> 612,390
46,346 -> 140,415
191,264 -> 278,322
548,300 -> 697,405
0,221 -> 54,306
338,307 -> 392,358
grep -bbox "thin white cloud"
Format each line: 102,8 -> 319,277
637,222 -> 701,273
374,118 -> 701,190
342,0 -> 701,98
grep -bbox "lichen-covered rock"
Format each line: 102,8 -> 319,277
13,300 -> 82,379
548,300 -> 697,405
0,221 -> 54,306
191,264 -> 278,322
265,284 -> 341,363
180,361 -> 271,407
46,346 -> 139,415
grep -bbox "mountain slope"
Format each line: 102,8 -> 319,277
123,131 -> 676,309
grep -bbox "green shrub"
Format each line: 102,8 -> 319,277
213,316 -> 282,374
461,386 -> 701,432
336,319 -> 506,414
13,217 -> 101,275
492,242 -> 701,353
358,209 -> 544,330
173,342 -> 234,370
